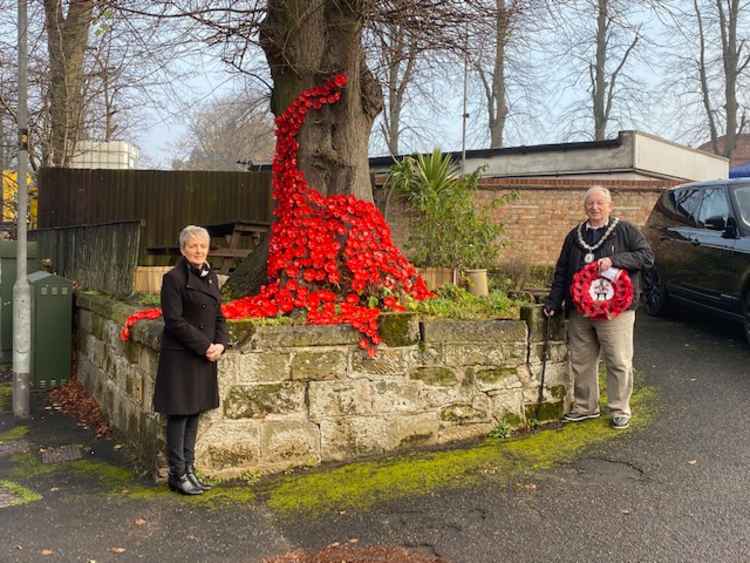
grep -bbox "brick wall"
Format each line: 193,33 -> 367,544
377,177 -> 681,265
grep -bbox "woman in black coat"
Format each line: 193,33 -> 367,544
153,225 -> 227,495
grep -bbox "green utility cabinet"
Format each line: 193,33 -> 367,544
28,271 -> 73,389
0,241 -> 39,362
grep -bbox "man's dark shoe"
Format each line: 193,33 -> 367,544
561,411 -> 601,423
168,472 -> 203,495
186,465 -> 213,491
611,415 -> 630,430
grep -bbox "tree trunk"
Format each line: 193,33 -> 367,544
260,0 -> 383,202
718,0 -> 739,159
225,1 -> 384,299
592,0 -> 608,141
489,0 -> 508,148
44,0 -> 95,167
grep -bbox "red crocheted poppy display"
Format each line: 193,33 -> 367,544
570,262 -> 633,320
121,74 -> 431,355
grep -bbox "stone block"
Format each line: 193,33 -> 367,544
259,420 -> 321,468
409,366 -> 458,386
137,347 -> 158,376
370,379 -> 423,414
440,404 -> 489,425
418,383 -> 473,409
520,305 -> 566,343
378,313 -> 420,347
196,420 -> 261,471
469,366 -> 523,392
421,319 -> 527,344
418,344 -> 444,365
393,412 -> 440,448
290,349 -> 347,381
238,351 -> 293,383
126,368 -> 144,404
223,382 -> 305,419
249,324 -> 359,350
130,320 -> 162,351
319,417 -> 393,461
92,339 -> 106,370
77,309 -> 93,334
529,341 -> 569,364
444,345 -> 506,367
308,380 -> 375,420
437,422 -> 495,444
351,348 -> 415,378
487,389 -> 525,422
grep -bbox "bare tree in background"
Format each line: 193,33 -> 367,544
468,0 -> 545,148
118,1 -> 496,201
657,0 -> 750,158
547,0 -> 648,141
172,88 -> 275,170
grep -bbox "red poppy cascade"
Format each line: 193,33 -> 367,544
571,262 -> 633,320
120,74 -> 431,356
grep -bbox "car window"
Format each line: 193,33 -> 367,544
665,187 -> 703,225
733,186 -> 750,228
696,187 -> 730,228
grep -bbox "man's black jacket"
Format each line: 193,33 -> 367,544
545,218 -> 655,315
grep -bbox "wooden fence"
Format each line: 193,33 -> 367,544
29,220 -> 143,298
37,168 -> 273,265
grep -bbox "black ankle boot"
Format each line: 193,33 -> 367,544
186,465 -> 212,491
168,471 -> 203,495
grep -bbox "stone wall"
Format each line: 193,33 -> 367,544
377,177 -> 681,265
75,292 -> 569,479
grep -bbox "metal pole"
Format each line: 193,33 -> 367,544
13,0 -> 31,419
461,30 -> 469,175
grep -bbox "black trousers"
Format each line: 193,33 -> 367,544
166,413 -> 200,475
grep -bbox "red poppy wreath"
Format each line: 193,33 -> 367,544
571,262 -> 633,320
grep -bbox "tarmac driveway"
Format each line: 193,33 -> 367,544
1,309 -> 749,562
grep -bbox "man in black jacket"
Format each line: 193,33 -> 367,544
544,186 -> 654,430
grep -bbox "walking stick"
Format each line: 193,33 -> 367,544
534,313 -> 551,421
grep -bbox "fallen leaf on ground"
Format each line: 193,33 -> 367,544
688,460 -> 697,465
40,549 -> 53,556
111,547 -> 126,554
134,518 -> 146,526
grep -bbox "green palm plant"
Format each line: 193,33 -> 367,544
386,149 -> 508,270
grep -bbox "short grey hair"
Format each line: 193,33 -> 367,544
179,225 -> 210,249
584,185 -> 612,203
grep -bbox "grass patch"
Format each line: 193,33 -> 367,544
0,424 -> 29,443
0,480 -> 42,506
266,381 -> 657,516
8,453 -> 58,479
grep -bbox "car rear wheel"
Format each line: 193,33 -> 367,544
643,268 -> 669,316
743,292 -> 750,346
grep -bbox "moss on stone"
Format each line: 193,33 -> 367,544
550,385 -> 566,400
473,367 -> 517,385
0,480 -> 42,506
0,383 -> 11,412
440,404 -> 487,423
524,401 -> 563,422
409,367 -> 457,386
265,383 -> 657,515
226,319 -> 256,347
501,413 -> 523,428
378,313 -> 419,347
8,453 -> 58,479
0,424 -> 29,443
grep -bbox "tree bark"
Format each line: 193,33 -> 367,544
259,0 -> 383,202
225,1 -> 384,298
592,0 -> 608,141
44,0 -> 95,167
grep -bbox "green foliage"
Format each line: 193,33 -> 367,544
129,292 -> 161,307
406,284 -> 521,320
488,420 -> 511,439
387,149 -> 513,269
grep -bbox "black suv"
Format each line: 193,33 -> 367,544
643,179 -> 750,343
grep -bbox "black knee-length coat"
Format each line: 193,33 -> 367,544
153,257 -> 228,415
